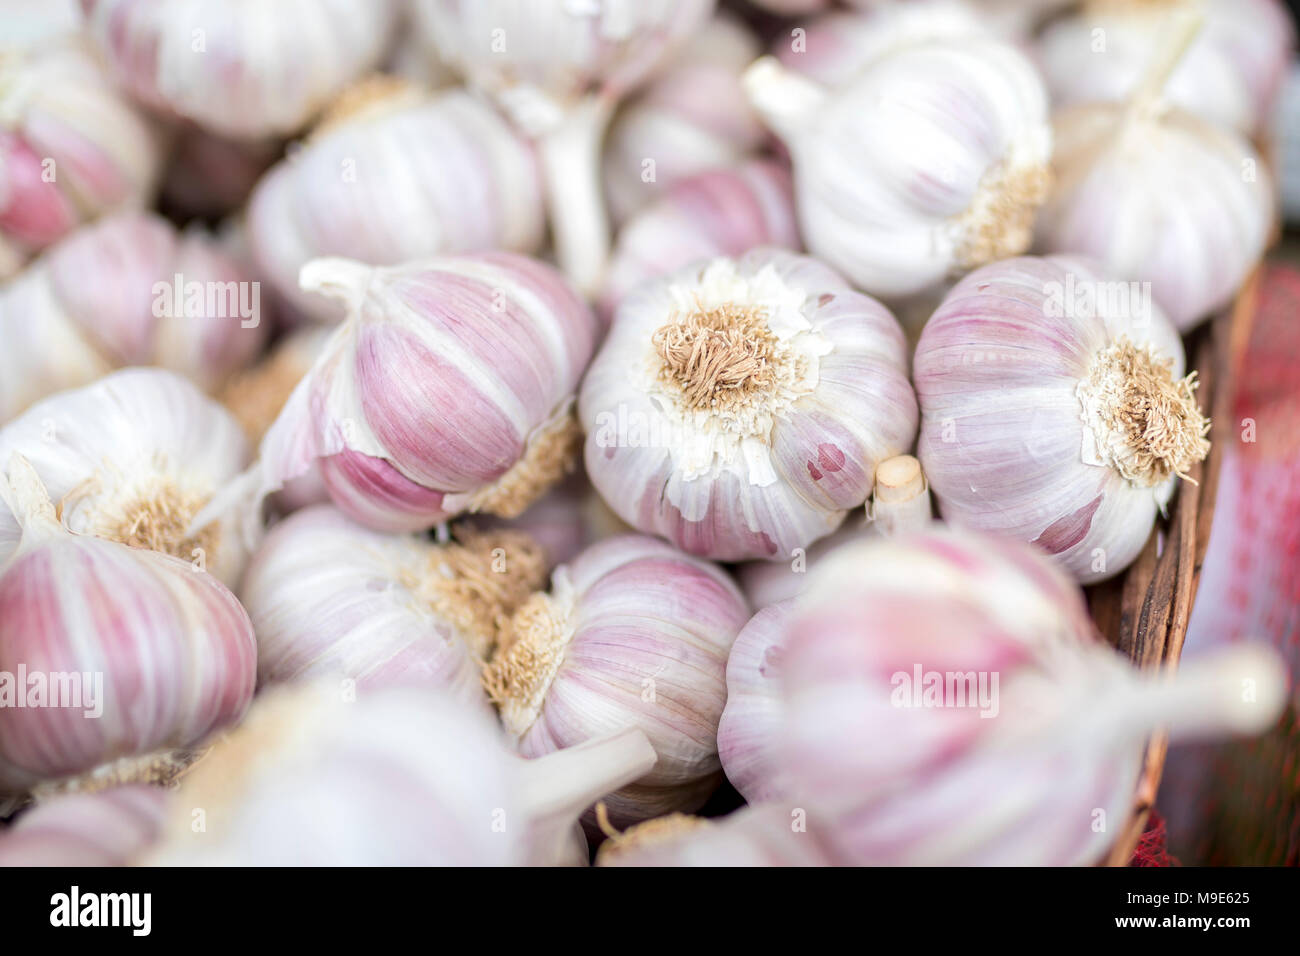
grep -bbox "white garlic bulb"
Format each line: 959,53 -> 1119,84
580,248 -> 917,561
241,505 -> 548,703
484,535 -> 750,829
81,0 -> 398,140
0,211 -> 269,420
0,785 -> 167,866
0,454 -> 257,795
602,14 -> 765,224
145,682 -> 657,866
247,85 -> 546,324
0,368 -> 253,587
745,37 -> 1052,299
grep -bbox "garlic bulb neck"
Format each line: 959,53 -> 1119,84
1127,3 -> 1205,116
742,57 -> 826,141
593,804 -> 712,865
0,454 -> 60,547
952,156 -> 1051,269
539,95 -> 614,297
460,404 -> 581,519
1078,337 -> 1210,487
299,257 -> 377,316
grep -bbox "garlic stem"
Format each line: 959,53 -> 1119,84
540,95 -> 614,298
299,257 -> 376,316
869,454 -> 932,536
1127,4 -> 1205,116
742,57 -> 825,142
0,454 -> 61,547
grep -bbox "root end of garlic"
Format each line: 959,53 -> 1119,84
464,406 -> 582,520
482,577 -> 577,737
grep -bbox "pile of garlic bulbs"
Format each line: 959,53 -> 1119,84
0,0 -> 1291,870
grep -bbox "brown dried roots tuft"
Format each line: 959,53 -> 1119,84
954,161 -> 1052,270
465,407 -> 581,519
94,481 -> 221,567
592,802 -> 713,865
653,301 -> 781,412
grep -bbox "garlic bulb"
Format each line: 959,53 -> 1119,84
483,534 -> 750,829
241,505 -> 547,703
580,248 -> 917,561
595,803 -> 834,867
203,253 -> 598,543
0,785 -> 167,866
1039,0 -> 1293,138
745,37 -> 1052,298
0,368 -> 252,587
145,682 -> 657,865
0,211 -> 269,419
410,0 -> 716,295
247,85 -> 545,324
915,255 -> 1208,584
0,37 -> 165,274
0,455 -> 256,795
602,14 -> 765,225
778,527 -> 1288,866
80,0 -> 398,140
599,159 -> 800,321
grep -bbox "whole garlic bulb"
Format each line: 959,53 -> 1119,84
914,255 -> 1207,584
0,455 -> 257,795
0,38 -> 165,274
0,369 -> 252,587
80,0 -> 398,140
599,159 -> 800,321
241,505 -> 548,703
0,785 -> 167,866
0,211 -> 269,419
745,37 -> 1052,299
778,527 -> 1288,866
484,535 -> 750,829
145,682 -> 657,866
580,248 -> 917,562
247,85 -> 546,324
602,14 -> 766,225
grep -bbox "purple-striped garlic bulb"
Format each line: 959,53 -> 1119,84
410,0 -> 716,295
580,248 -> 917,562
602,14 -> 765,225
247,85 -> 545,324
915,255 -> 1208,584
80,0 -> 398,140
0,454 -> 256,796
778,527 -> 1288,866
483,535 -> 750,829
599,159 -> 800,321
0,211 -> 268,419
0,785 -> 167,866
144,682 -> 657,866
240,505 -> 548,703
744,37 -> 1052,299
201,252 -> 598,543
0,37 -> 165,275
0,369 -> 253,588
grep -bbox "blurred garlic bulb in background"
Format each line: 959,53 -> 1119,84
581,248 -> 916,561
599,159 -> 800,321
0,211 -> 269,419
0,38 -> 165,276
779,527 -> 1289,866
484,535 -> 749,829
602,14 -> 765,224
915,256 -> 1207,584
595,802 -> 832,866
0,369 -> 252,587
161,126 -> 281,220
745,0 -> 830,15
80,0 -> 398,140
1039,0 -> 1293,139
0,785 -> 167,865
247,85 -> 545,323
0,0 -> 80,52
241,505 -> 547,703
745,37 -> 1052,299
0,455 -> 256,795
410,0 -> 716,295
146,683 -> 657,865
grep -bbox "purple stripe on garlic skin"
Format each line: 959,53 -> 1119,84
581,247 -> 917,562
0,785 -> 168,866
914,255 -> 1204,584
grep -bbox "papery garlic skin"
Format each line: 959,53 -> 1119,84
0,456 -> 256,794
0,785 -> 166,866
0,212 -> 269,419
745,39 -> 1052,299
581,248 -> 917,562
0,38 -> 165,273
915,256 -> 1205,584
0,369 -> 252,587
485,535 -> 750,829
241,505 -> 547,703
145,682 -> 657,866
1037,103 -> 1274,332
248,88 -> 545,324
80,0 -> 398,140
779,528 -> 1288,866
